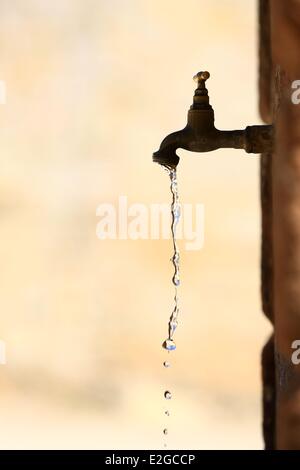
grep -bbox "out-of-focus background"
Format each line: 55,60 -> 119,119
0,0 -> 271,449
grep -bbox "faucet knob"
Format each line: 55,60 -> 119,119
193,71 -> 210,86
191,71 -> 211,110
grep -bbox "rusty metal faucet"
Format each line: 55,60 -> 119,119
153,71 -> 273,167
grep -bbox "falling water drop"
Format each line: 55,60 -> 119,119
172,273 -> 180,287
162,167 -> 181,350
172,252 -> 180,264
162,338 -> 176,351
161,167 -> 181,448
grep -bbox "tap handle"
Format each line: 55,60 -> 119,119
191,71 -> 211,110
193,71 -> 210,88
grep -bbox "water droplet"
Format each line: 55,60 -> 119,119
172,252 -> 180,264
161,168 -> 179,443
173,204 -> 181,219
162,339 -> 176,351
169,318 -> 178,336
172,273 -> 180,286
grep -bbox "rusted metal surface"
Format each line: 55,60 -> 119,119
245,125 -> 273,154
153,72 -> 274,167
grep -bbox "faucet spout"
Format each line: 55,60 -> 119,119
152,128 -> 191,167
153,71 -> 273,167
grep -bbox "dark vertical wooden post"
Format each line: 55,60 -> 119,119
266,0 -> 300,449
259,0 -> 276,450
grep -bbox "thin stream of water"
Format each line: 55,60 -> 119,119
163,167 -> 180,351
162,167 -> 181,447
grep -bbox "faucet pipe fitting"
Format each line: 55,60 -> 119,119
153,71 -> 273,167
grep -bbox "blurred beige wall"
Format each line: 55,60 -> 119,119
0,0 -> 271,449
